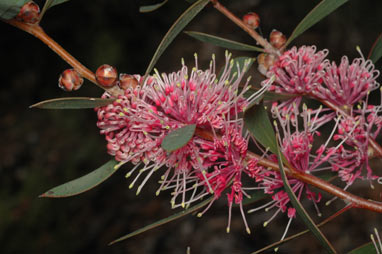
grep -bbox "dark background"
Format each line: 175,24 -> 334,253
1,0 -> 381,253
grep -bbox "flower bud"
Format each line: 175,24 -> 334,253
95,64 -> 118,88
242,12 -> 260,29
58,69 -> 83,91
119,74 -> 138,90
269,29 -> 286,49
16,1 -> 40,24
257,53 -> 277,76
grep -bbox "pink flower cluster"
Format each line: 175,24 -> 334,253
264,45 -> 379,107
96,52 -> 266,233
95,46 -> 381,238
263,45 -> 381,186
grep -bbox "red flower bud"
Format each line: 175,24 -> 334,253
16,1 -> 40,24
269,29 -> 286,49
95,64 -> 118,88
118,74 -> 139,90
242,12 -> 260,29
58,69 -> 83,91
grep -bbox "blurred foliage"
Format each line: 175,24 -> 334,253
0,0 -> 382,253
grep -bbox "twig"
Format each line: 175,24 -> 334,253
6,20 -> 99,85
248,151 -> 382,213
210,0 -> 279,56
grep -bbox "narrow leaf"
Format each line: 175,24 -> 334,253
109,196 -> 214,245
286,0 -> 348,46
244,103 -> 278,155
145,0 -> 209,76
139,0 -> 168,13
368,34 -> 382,64
348,242 -> 377,254
40,159 -> 119,198
161,124 -> 196,152
30,97 -> 115,109
275,140 -> 337,254
185,31 -> 264,52
0,0 -> 29,19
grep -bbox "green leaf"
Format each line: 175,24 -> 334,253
140,0 -> 168,13
0,0 -> 29,19
368,34 -> 382,64
286,0 -> 349,46
40,159 -> 119,198
185,31 -> 264,52
109,196 -> 214,245
144,0 -> 209,76
244,102 -> 278,155
161,124 -> 196,152
348,242 -> 377,254
275,140 -> 337,254
40,0 -> 70,19
30,97 -> 115,109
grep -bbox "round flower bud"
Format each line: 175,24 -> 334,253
58,69 -> 84,91
257,53 -> 277,76
118,74 -> 138,90
269,29 -> 286,49
95,64 -> 118,88
242,12 -> 260,29
16,1 -> 40,24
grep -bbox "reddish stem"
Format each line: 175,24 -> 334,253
210,0 -> 279,56
248,151 -> 382,213
5,19 -> 124,96
6,20 -> 98,85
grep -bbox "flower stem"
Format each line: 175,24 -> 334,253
210,0 -> 279,56
247,151 -> 382,213
5,20 -> 99,85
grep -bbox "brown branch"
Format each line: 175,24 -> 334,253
5,19 -> 125,97
210,0 -> 279,56
6,20 -> 98,85
248,151 -> 382,213
196,127 -> 382,213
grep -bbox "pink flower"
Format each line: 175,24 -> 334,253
314,55 -> 380,106
330,100 -> 382,185
262,45 -> 329,95
247,102 -> 334,240
96,52 -> 260,210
